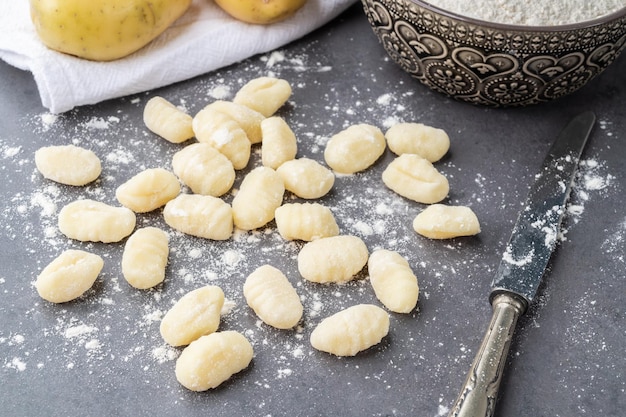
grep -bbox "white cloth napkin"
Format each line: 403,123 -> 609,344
0,0 -> 356,114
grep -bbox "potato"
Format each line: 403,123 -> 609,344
29,0 -> 192,61
214,0 -> 307,25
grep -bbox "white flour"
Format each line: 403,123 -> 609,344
426,0 -> 625,26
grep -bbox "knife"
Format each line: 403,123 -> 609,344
447,111 -> 596,417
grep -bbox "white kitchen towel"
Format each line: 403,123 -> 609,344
0,0 -> 356,114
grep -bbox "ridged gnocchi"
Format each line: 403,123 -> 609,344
368,249 -> 419,313
35,249 -> 104,303
298,235 -> 368,283
143,96 -> 194,144
192,110 -> 251,170
385,123 -> 450,162
275,202 -> 339,241
115,168 -> 180,213
276,158 -> 335,199
261,116 -> 298,170
195,100 -> 264,144
382,153 -> 449,204
163,194 -> 233,240
175,331 -> 253,391
310,304 -> 389,356
121,227 -> 169,289
412,204 -> 481,239
233,76 -> 292,117
243,265 -> 303,329
35,145 -> 101,186
231,167 -> 285,231
172,142 -> 235,197
324,124 -> 386,174
58,199 -> 136,243
160,285 -> 225,347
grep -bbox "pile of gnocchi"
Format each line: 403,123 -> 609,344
33,76 -> 480,391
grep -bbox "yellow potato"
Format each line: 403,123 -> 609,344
214,0 -> 307,25
29,0 -> 192,61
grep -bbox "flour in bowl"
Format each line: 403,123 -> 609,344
426,0 -> 625,26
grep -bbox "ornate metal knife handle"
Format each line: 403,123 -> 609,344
447,294 -> 526,417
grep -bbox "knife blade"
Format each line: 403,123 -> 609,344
447,111 -> 596,417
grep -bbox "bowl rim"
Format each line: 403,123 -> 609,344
411,0 -> 626,31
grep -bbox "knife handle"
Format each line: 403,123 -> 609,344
447,293 -> 526,417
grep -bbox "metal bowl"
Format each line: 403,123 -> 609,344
361,0 -> 626,106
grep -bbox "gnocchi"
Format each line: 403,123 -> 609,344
368,249 -> 419,313
412,204 -> 481,239
276,158 -> 335,199
143,96 -> 194,144
275,202 -> 339,241
115,168 -> 180,213
58,199 -> 136,243
160,285 -> 225,347
243,265 -> 303,329
231,167 -> 285,231
324,124 -> 386,174
163,194 -> 233,240
261,116 -> 298,170
195,100 -> 264,144
298,235 -> 368,283
382,153 -> 449,204
175,331 -> 253,391
172,142 -> 235,197
233,76 -> 292,117
35,145 -> 101,186
192,110 -> 251,170
35,249 -> 104,303
310,304 -> 389,356
121,227 -> 169,289
385,123 -> 450,162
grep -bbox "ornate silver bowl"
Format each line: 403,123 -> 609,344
361,0 -> 626,106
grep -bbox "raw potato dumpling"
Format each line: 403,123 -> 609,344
261,116 -> 298,170
172,142 -> 235,197
385,123 -> 450,162
233,77 -> 292,117
298,235 -> 369,283
382,153 -> 449,204
115,168 -> 181,213
192,110 -> 252,169
163,194 -> 233,240
310,304 -> 389,356
368,249 -> 419,313
175,331 -> 253,391
143,96 -> 194,144
275,202 -> 339,241
243,265 -> 303,329
58,199 -> 136,243
231,166 -> 285,231
122,227 -> 169,289
276,158 -> 335,199
160,285 -> 225,347
194,100 -> 264,144
35,145 -> 101,186
324,124 -> 386,174
413,204 -> 481,239
35,249 -> 104,303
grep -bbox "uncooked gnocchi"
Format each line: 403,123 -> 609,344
143,96 -> 194,144
192,110 -> 251,170
231,167 -> 285,231
276,158 -> 335,199
275,202 -> 339,241
382,153 -> 449,204
368,249 -> 419,313
163,194 -> 233,240
35,249 -> 104,303
194,100 -> 264,144
175,331 -> 253,391
310,304 -> 389,356
324,124 -> 386,174
35,145 -> 101,186
261,116 -> 298,169
385,123 -> 450,162
233,76 -> 292,117
58,199 -> 136,243
115,168 -> 180,213
412,204 -> 481,239
243,265 -> 303,329
121,227 -> 169,289
172,142 -> 235,197
160,285 -> 225,347
298,235 -> 368,283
